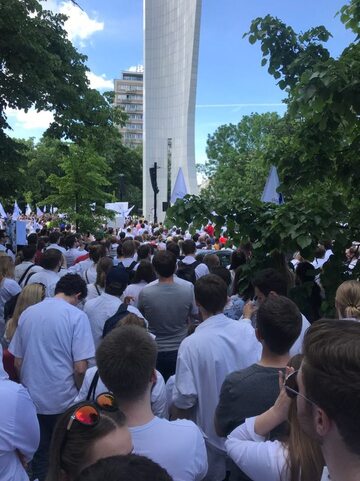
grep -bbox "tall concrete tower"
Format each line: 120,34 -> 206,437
143,0 -> 201,221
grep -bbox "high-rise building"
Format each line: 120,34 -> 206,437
114,66 -> 144,148
143,0 -> 201,221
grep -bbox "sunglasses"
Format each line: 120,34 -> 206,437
284,370 -> 316,405
67,393 -> 118,431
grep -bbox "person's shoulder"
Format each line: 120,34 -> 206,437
84,295 -> 102,309
158,416 -> 203,435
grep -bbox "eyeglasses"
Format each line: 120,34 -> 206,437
284,370 -> 316,406
67,393 -> 118,431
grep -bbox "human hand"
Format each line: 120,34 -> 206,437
271,367 -> 294,424
243,301 -> 255,319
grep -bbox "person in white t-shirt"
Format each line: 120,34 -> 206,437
86,257 -> 113,302
178,239 -> 209,281
27,248 -> 63,297
0,346 -> 40,481
97,325 -> 208,481
9,273 -> 95,481
172,274 -> 261,481
84,267 -> 145,348
122,260 -> 156,307
14,245 -> 42,287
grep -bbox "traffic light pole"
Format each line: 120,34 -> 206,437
153,162 -> 157,223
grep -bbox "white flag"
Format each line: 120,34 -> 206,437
43,205 -> 47,213
36,206 -> 43,217
261,166 -> 284,204
0,202 -> 7,219
25,204 -> 32,216
12,201 -> 21,220
170,168 -> 188,204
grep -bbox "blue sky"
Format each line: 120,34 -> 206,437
7,0 -> 355,166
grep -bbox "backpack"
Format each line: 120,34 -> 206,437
118,260 -> 137,283
102,303 -> 129,338
176,260 -> 200,284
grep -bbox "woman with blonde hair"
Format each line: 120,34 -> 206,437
335,280 -> 360,320
0,256 -> 21,340
86,257 -> 113,301
4,283 -> 45,343
225,355 -> 325,481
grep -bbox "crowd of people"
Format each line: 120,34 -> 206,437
0,217 -> 359,481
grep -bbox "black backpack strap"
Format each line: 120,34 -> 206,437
95,284 -> 101,296
102,303 -> 128,338
18,264 -> 34,285
23,270 -> 37,287
86,370 -> 100,401
126,261 -> 137,272
85,269 -> 89,284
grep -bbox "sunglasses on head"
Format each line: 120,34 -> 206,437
67,393 -> 118,431
284,370 -> 316,405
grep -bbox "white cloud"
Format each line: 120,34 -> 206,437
42,0 -> 104,44
6,108 -> 54,130
86,71 -> 113,90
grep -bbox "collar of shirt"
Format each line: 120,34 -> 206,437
181,255 -> 197,265
195,313 -> 230,332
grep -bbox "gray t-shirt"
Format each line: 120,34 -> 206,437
138,282 -> 193,352
215,363 -> 285,437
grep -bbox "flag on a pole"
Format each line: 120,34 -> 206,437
0,202 -> 7,219
25,204 -> 32,216
261,166 -> 284,205
12,201 -> 21,220
43,205 -> 47,213
36,206 -> 43,217
170,168 -> 188,204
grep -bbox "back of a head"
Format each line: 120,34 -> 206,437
210,265 -> 231,288
96,326 -> 157,402
257,296 -> 302,355
105,267 -> 129,297
74,455 -> 173,481
122,240 -> 135,258
27,233 -> 38,246
88,244 -> 106,263
152,250 -> 176,278
302,319 -> 360,456
137,244 -> 150,260
182,239 -> 196,256
295,262 -> 315,284
21,245 -> 37,262
96,257 -> 114,288
194,274 -> 228,315
252,268 -> 287,297
166,241 -> 180,259
65,234 -> 77,249
133,260 -> 156,284
203,254 -> 220,269
40,248 -> 62,271
49,231 -> 61,244
335,280 -> 360,320
230,250 -> 246,270
46,402 -> 127,481
54,274 -> 87,300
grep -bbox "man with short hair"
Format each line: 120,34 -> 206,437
15,245 -> 42,287
177,239 -> 209,283
96,325 -> 208,481
215,296 -> 302,438
173,274 -> 261,481
244,268 -> 310,356
297,319 -> 360,481
27,248 -> 63,297
84,267 -> 144,348
138,251 -> 194,380
9,274 -> 95,481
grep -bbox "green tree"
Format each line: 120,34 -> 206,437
45,142 -> 112,232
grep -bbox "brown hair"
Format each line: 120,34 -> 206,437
302,319 -> 360,456
95,257 -> 113,288
116,313 -> 147,330
194,274 -> 228,314
285,355 -> 324,481
5,283 -> 45,341
0,256 -> 15,281
46,402 -> 126,481
96,326 -> 157,402
121,240 -> 136,258
335,280 -> 360,320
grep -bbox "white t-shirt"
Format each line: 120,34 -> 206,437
181,256 -> 209,280
0,379 -> 40,481
173,314 -> 261,452
15,262 -> 43,288
290,314 -> 311,357
84,292 -> 145,348
86,283 -> 104,302
225,417 -> 329,481
130,416 -> 208,481
47,243 -> 67,255
75,366 -> 168,418
9,297 -> 95,414
27,269 -> 60,297
122,281 -> 148,307
65,247 -> 82,268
